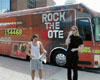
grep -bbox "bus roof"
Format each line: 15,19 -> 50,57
0,3 -> 100,18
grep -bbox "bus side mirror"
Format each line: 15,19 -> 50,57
99,34 -> 100,41
92,24 -> 94,27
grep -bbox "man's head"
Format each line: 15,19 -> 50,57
70,26 -> 79,36
32,34 -> 39,42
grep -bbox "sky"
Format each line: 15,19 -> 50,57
54,0 -> 100,12
0,0 -> 10,13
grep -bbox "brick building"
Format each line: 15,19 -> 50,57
0,0 -> 56,13
11,0 -> 56,11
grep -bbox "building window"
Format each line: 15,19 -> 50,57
27,0 -> 36,9
0,0 -> 10,14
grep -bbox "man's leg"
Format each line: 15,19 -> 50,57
31,70 -> 35,80
38,69 -> 43,80
68,67 -> 72,80
67,58 -> 72,80
72,60 -> 78,80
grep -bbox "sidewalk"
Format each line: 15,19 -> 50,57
46,67 -> 67,80
0,56 -> 100,80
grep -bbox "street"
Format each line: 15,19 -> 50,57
0,56 -> 100,80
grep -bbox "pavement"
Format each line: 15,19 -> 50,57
0,56 -> 100,80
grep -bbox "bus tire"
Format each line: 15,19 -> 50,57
53,50 -> 67,67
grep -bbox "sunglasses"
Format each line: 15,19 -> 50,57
71,29 -> 76,31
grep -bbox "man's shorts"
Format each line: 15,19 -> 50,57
30,59 -> 43,70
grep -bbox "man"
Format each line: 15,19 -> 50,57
26,34 -> 47,80
65,26 -> 84,80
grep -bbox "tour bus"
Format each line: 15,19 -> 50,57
0,3 -> 100,68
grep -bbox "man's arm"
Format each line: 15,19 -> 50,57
71,44 -> 84,52
65,35 -> 71,46
65,31 -> 73,46
39,41 -> 47,54
26,43 -> 34,58
26,44 -> 31,56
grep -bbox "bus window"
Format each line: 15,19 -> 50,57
93,17 -> 100,41
76,19 -> 92,41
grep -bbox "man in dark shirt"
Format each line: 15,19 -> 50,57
65,26 -> 84,80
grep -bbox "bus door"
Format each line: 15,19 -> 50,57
0,36 -> 6,55
76,17 -> 94,68
0,29 -> 11,55
92,17 -> 100,68
11,41 -> 27,59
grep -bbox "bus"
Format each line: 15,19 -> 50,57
0,3 -> 100,68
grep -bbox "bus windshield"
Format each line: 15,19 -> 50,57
93,17 -> 100,41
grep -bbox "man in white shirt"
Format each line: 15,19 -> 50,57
26,34 -> 47,80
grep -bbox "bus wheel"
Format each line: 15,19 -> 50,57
53,50 -> 67,67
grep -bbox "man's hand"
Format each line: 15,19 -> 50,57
43,50 -> 47,54
71,48 -> 77,52
68,31 -> 73,36
71,45 -> 84,52
30,56 -> 35,59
